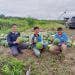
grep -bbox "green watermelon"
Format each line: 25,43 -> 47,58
4,40 -> 8,47
22,38 -> 29,42
50,32 -> 54,35
53,38 -> 60,45
67,39 -> 72,47
67,39 -> 72,43
25,35 -> 29,38
0,40 -> 8,47
48,44 -> 53,48
16,37 -> 24,43
36,42 -> 43,49
49,45 -> 55,52
49,45 -> 61,54
67,42 -> 72,47
47,37 -> 51,44
47,37 -> 50,41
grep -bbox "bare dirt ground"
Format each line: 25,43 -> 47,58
0,28 -> 75,75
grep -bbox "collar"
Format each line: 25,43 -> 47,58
12,32 -> 18,34
58,32 -> 63,35
34,34 -> 39,37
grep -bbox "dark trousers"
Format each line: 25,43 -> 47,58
10,43 -> 28,56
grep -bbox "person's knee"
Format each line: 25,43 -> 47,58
35,51 -> 40,57
33,48 -> 41,57
20,43 -> 29,49
13,53 -> 18,56
61,44 -> 67,50
12,50 -> 19,56
62,44 -> 67,49
10,46 -> 19,56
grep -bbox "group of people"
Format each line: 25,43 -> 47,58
7,24 -> 68,57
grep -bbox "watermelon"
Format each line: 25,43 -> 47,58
47,37 -> 51,44
16,37 -> 24,43
0,40 -> 8,47
48,44 -> 53,48
67,39 -> 72,47
47,37 -> 50,41
4,40 -> 8,47
45,44 -> 52,51
43,40 -> 48,45
49,45 -> 61,54
25,35 -> 29,38
67,42 -> 72,47
36,42 -> 43,49
53,38 -> 60,45
50,32 -> 55,35
22,38 -> 29,42
49,45 -> 55,52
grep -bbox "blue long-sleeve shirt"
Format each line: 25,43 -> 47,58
30,33 -> 43,48
7,32 -> 20,47
31,34 -> 43,44
54,32 -> 68,43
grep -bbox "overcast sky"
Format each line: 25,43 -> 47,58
0,0 -> 75,19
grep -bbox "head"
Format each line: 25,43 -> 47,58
33,27 -> 40,35
11,24 -> 18,32
57,27 -> 63,35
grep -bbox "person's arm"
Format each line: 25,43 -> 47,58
7,33 -> 13,45
13,32 -> 20,43
59,32 -> 68,43
39,32 -> 43,43
54,33 -> 58,39
40,35 -> 43,44
62,33 -> 68,42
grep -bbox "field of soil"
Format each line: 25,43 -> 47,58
0,28 -> 75,75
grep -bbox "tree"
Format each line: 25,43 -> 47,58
26,17 -> 35,27
0,14 -> 5,18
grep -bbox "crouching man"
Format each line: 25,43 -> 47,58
7,24 -> 27,56
54,27 -> 68,54
30,27 -> 46,57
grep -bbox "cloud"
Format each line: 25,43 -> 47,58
0,0 -> 75,19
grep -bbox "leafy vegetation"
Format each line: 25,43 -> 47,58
0,53 -> 72,75
0,56 -> 25,75
0,17 -> 72,75
0,17 -> 64,34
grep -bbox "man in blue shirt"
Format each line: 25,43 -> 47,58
7,24 -> 23,56
54,27 -> 68,51
30,27 -> 45,57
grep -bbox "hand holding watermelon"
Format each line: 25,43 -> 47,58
36,42 -> 43,50
16,37 -> 24,44
13,41 -> 18,44
49,45 -> 61,54
53,38 -> 60,45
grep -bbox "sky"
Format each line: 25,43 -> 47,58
0,0 -> 75,19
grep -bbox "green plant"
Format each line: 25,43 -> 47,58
0,57 -> 25,75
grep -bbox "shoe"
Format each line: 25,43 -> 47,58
19,51 -> 23,54
13,54 -> 18,57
